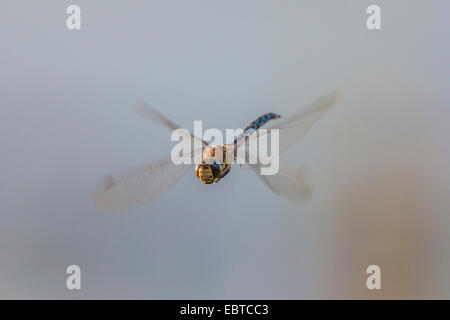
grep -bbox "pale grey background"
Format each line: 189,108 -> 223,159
0,1 -> 449,298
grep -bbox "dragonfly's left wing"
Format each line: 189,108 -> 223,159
133,100 -> 209,146
235,92 -> 339,203
250,161 -> 312,204
236,92 -> 339,154
94,154 -> 198,211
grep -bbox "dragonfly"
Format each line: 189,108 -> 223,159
94,92 -> 339,211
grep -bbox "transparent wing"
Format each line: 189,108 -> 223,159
251,161 -> 312,204
133,100 -> 209,146
237,92 -> 340,155
94,151 -> 201,211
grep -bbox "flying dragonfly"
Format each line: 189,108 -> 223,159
94,92 -> 339,211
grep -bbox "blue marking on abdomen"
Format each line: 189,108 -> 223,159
233,112 -> 281,143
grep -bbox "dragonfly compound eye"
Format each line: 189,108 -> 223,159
209,163 -> 222,178
195,164 -> 214,184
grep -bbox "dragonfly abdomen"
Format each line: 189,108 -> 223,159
233,112 -> 281,144
244,112 -> 281,132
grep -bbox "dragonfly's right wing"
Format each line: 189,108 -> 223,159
94,154 -> 198,211
251,161 -> 312,204
133,100 -> 209,146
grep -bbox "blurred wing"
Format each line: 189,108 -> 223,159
251,161 -> 312,204
94,156 -> 194,211
237,92 -> 339,155
133,100 -> 209,146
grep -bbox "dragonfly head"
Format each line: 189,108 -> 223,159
195,162 -> 222,184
